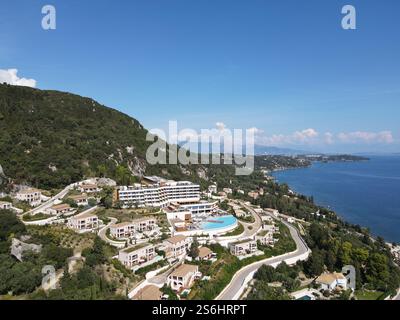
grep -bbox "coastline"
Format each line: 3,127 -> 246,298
268,156 -> 400,243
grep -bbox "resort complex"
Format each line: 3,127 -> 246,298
1,171 -> 399,302
1,175 -> 290,299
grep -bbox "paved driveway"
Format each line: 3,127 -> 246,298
216,219 -> 310,300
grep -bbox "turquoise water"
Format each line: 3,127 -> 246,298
201,215 -> 237,230
297,295 -> 312,301
272,155 -> 400,243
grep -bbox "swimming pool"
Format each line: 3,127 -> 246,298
297,295 -> 312,301
200,215 -> 237,230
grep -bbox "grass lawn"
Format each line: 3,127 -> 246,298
23,213 -> 55,221
355,290 -> 384,300
261,222 -> 296,257
96,208 -> 167,225
222,222 -> 244,237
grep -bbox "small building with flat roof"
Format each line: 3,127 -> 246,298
68,211 -> 99,232
229,239 -> 257,256
118,243 -> 156,268
110,217 -> 157,239
0,201 -> 12,210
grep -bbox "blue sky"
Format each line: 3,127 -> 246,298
1,0 -> 400,153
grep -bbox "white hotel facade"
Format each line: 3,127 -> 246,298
117,177 -> 200,208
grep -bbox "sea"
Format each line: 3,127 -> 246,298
271,155 -> 400,243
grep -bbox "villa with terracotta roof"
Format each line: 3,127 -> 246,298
68,212 -> 99,232
164,235 -> 191,259
68,194 -> 88,206
197,247 -> 214,261
133,285 -> 162,300
15,188 -> 42,206
78,184 -> 101,193
316,272 -> 348,291
167,264 -> 199,291
46,203 -> 74,215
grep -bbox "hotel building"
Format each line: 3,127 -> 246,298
116,176 -> 200,208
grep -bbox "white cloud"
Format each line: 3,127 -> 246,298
0,69 -> 37,88
256,129 -> 395,146
324,132 -> 335,145
337,131 -> 394,144
292,128 -> 319,143
165,121 -> 395,149
257,128 -> 320,145
257,134 -> 287,145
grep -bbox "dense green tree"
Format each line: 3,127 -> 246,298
247,283 -> 291,300
0,254 -> 41,295
0,211 -> 26,241
41,243 -> 73,269
189,237 -> 200,259
365,253 -> 389,290
82,237 -> 107,267
304,250 -> 325,277
352,247 -> 369,266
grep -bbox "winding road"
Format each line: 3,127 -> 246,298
393,289 -> 400,300
20,180 -> 86,220
216,218 -> 311,300
98,217 -> 127,248
240,203 -> 262,238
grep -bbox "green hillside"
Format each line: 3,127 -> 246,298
0,83 -> 309,190
0,84 -> 182,188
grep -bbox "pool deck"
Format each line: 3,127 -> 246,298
173,215 -> 238,236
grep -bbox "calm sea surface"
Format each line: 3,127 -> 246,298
272,155 -> 400,243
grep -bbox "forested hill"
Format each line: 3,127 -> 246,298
0,84 -> 177,188
0,84 -> 324,190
